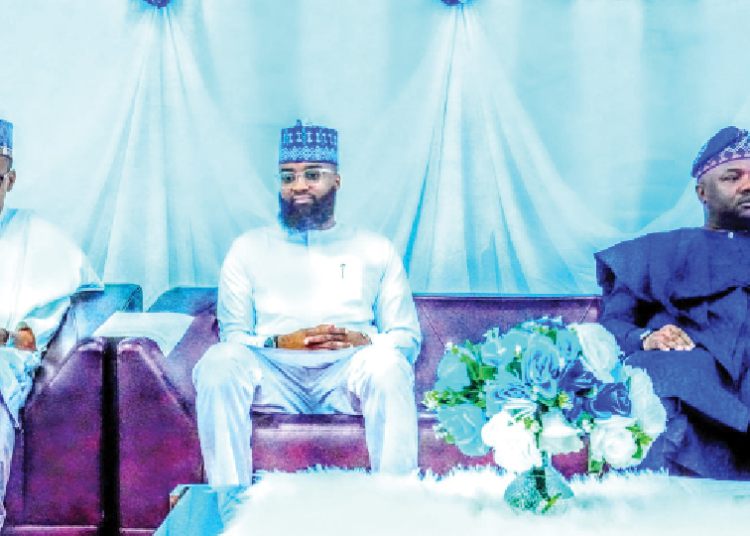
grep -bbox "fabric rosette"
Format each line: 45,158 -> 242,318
569,323 -> 621,382
589,416 -> 640,469
555,328 -> 583,363
436,404 -> 490,457
497,330 -> 530,359
584,382 -> 632,419
480,337 -> 515,370
484,370 -> 536,417
588,366 -> 667,469
521,334 -> 562,399
433,349 -> 471,392
537,408 -> 584,455
625,365 -> 667,439
482,410 -> 542,473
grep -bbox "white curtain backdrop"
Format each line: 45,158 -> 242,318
4,0 -> 750,304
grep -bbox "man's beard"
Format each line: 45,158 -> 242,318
278,189 -> 336,231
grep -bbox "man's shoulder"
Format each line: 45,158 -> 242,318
230,224 -> 279,246
338,224 -> 399,260
595,227 -> 709,295
234,224 -> 272,239
598,227 -> 702,258
1,208 -> 31,228
343,224 -> 393,245
3,208 -> 68,239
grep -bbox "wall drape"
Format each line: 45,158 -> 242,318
3,0 -> 748,304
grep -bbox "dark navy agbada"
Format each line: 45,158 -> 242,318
596,228 -> 750,479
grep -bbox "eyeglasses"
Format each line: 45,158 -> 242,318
278,169 -> 336,187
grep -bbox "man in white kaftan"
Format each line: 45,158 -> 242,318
0,119 -> 102,527
193,120 -> 421,490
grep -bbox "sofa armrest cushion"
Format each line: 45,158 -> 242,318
28,283 -> 143,404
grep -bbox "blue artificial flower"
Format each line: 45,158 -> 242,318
562,393 -> 585,423
535,316 -> 565,329
584,383 -> 632,419
484,370 -> 533,417
436,404 -> 490,457
557,358 -> 602,395
498,330 -> 530,361
434,350 -> 471,392
555,328 -> 583,366
521,334 -> 561,399
480,338 -> 514,370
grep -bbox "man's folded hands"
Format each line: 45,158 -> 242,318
278,324 -> 370,351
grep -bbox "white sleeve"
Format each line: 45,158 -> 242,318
21,296 -> 72,353
216,239 -> 265,348
370,242 -> 422,365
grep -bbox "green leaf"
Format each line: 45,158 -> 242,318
542,493 -> 561,513
522,416 -> 538,430
626,424 -> 654,460
546,328 -> 558,344
506,360 -> 522,378
588,458 -> 605,474
477,364 -> 498,381
460,353 -> 482,383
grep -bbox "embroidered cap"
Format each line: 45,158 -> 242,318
0,119 -> 11,160
692,126 -> 750,179
279,120 -> 338,166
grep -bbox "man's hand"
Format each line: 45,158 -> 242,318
276,324 -> 371,351
12,327 -> 37,352
643,325 -> 695,351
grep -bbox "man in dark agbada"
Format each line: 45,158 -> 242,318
596,126 -> 750,479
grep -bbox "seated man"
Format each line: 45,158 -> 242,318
0,118 -> 102,527
193,120 -> 421,491
596,126 -> 750,479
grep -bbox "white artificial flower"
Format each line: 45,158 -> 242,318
423,396 -> 438,411
569,323 -> 620,382
590,416 -> 639,469
581,418 -> 593,433
537,408 -> 584,455
624,365 -> 667,438
482,411 -> 542,473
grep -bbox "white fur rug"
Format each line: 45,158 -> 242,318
222,467 -> 750,536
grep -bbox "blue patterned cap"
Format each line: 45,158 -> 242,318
279,120 -> 338,166
0,119 -> 11,160
692,126 -> 750,179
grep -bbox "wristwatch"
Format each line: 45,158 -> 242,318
263,335 -> 278,348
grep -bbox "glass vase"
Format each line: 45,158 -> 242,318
503,452 -> 574,514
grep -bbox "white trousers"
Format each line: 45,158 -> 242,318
0,405 -> 14,530
193,342 -> 419,486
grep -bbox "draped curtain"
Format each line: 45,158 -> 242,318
3,0 -> 750,304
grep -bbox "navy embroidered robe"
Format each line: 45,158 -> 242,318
596,228 -> 750,478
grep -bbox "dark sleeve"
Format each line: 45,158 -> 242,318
595,249 -> 661,356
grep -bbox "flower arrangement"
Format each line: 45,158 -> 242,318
423,317 -> 667,475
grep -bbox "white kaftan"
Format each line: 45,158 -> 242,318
194,222 -> 422,490
217,222 -> 421,362
0,208 -> 102,526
